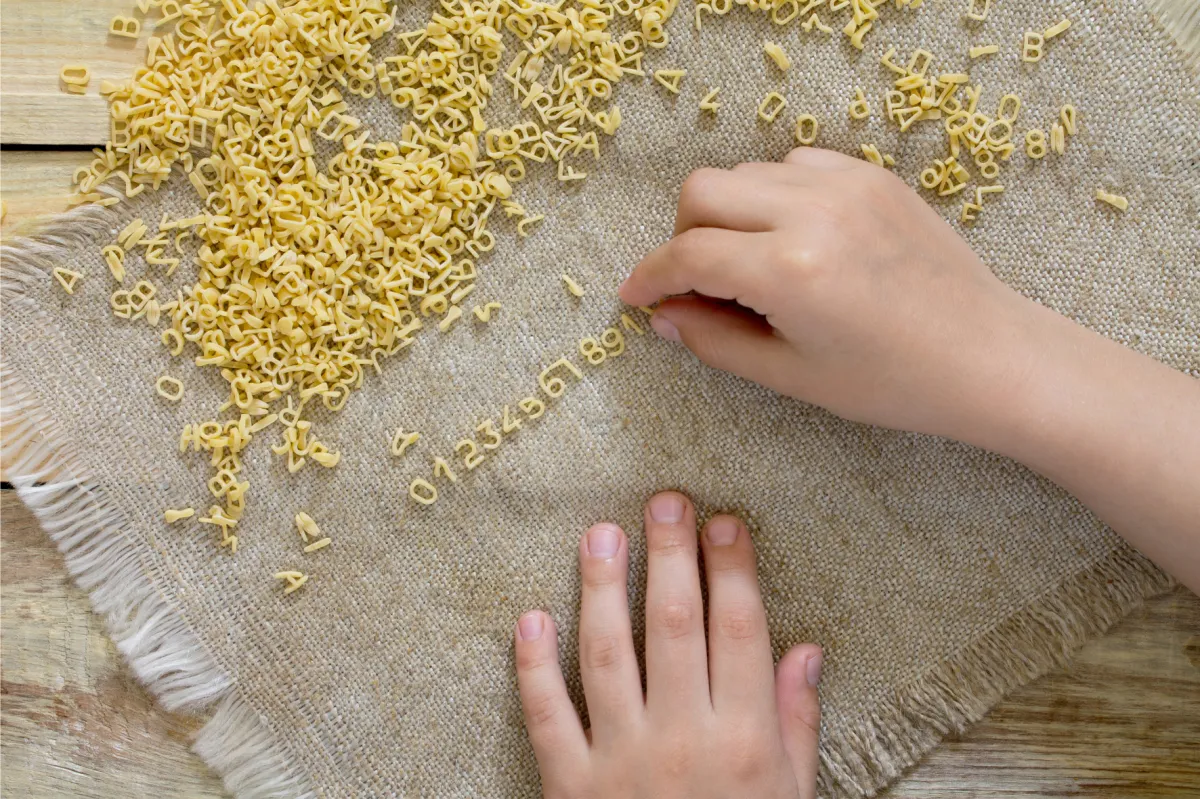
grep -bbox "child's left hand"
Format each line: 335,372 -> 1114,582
514,491 -> 823,799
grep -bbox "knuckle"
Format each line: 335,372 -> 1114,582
722,726 -> 771,778
516,645 -> 552,673
656,733 -> 695,780
581,560 -> 623,589
716,605 -> 764,642
647,522 -> 694,558
650,598 -> 698,639
524,691 -> 561,728
580,632 -> 625,673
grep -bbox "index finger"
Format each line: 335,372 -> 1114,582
617,227 -> 771,314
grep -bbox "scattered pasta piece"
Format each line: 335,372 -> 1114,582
860,144 -> 893,168
653,69 -> 686,94
296,511 -> 324,542
156,376 -> 184,402
101,245 -> 125,282
390,428 -> 421,458
516,215 -> 544,237
439,306 -> 464,333
52,267 -> 82,294
60,65 -> 90,95
304,538 -> 332,553
1044,18 -> 1071,39
473,303 -> 502,323
794,114 -> 819,146
764,42 -> 792,71
969,44 -> 999,59
699,87 -> 721,113
1025,129 -> 1047,159
274,571 -> 309,594
164,508 -> 195,523
562,274 -> 586,298
1096,190 -> 1129,211
848,88 -> 870,120
108,15 -> 140,38
757,92 -> 788,123
964,0 -> 990,22
1060,105 -> 1078,135
802,13 -> 833,34
1022,31 -> 1045,62
1050,122 -> 1066,155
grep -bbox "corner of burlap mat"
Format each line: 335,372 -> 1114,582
1,205 -> 319,799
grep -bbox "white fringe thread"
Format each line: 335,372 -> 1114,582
1,203 -> 317,799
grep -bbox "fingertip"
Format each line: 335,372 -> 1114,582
649,311 -> 680,342
702,514 -> 744,547
778,643 -> 823,688
517,610 -> 549,643
581,522 -> 624,561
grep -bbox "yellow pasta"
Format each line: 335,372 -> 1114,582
1021,32 -> 1045,62
274,572 -> 309,594
794,114 -> 819,146
758,92 -> 788,123
473,302 -> 502,323
156,376 -> 184,402
848,88 -> 870,120
699,87 -> 721,113
390,428 -> 421,458
60,65 -> 90,94
1060,105 -> 1078,135
108,16 -> 140,38
1096,190 -> 1129,211
562,275 -> 586,298
439,306 -> 464,333
304,538 -> 332,553
1044,18 -> 1071,39
969,45 -> 999,59
52,267 -> 82,294
163,508 -> 195,523
764,42 -> 792,71
653,69 -> 686,94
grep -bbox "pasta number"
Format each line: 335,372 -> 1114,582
476,419 -> 502,449
455,439 -> 486,470
580,337 -> 607,365
501,404 -> 522,433
519,397 -> 545,419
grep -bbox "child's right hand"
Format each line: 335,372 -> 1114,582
619,148 -> 1200,594
618,147 -> 1029,444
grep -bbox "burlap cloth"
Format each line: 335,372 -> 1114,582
2,0 -> 1198,796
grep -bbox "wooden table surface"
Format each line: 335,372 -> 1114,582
2,1 -> 1199,796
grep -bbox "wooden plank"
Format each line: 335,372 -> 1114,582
0,0 -> 147,145
0,150 -> 94,236
0,491 -> 229,799
3,487 -> 1198,797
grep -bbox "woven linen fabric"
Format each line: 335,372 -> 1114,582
2,0 -> 1197,796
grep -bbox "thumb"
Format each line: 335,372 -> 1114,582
651,296 -> 793,389
776,644 -> 822,799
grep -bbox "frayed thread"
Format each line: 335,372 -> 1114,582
1,216 -> 317,799
1147,0 -> 1200,72
816,545 -> 1172,797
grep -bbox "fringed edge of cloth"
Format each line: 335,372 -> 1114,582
818,546 -> 1174,797
0,203 -> 318,799
1148,0 -> 1200,71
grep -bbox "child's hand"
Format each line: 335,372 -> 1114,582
618,147 -> 1029,443
515,491 -> 822,799
620,149 -> 1200,594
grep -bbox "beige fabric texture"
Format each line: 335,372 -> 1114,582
2,0 -> 1198,797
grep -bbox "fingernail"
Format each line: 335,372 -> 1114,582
650,313 -> 680,342
649,492 -> 684,523
586,524 -> 620,559
517,611 -> 544,641
706,517 -> 739,546
806,652 -> 823,687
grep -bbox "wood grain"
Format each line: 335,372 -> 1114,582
1,492 -> 228,799
2,490 -> 1197,798
0,150 -> 94,236
0,0 -> 147,144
